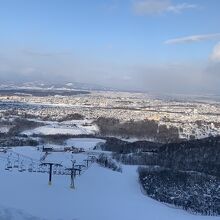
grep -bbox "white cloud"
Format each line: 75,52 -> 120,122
167,3 -> 197,13
133,0 -> 170,15
165,33 -> 220,44
211,42 -> 220,62
133,0 -> 197,15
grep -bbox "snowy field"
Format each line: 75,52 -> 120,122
0,138 -> 220,220
0,165 -> 219,220
65,138 -> 105,150
22,120 -> 99,136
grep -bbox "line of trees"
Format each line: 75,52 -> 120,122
95,117 -> 179,143
138,167 -> 220,216
97,153 -> 122,172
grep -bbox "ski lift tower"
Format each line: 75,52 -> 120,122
84,158 -> 93,168
40,162 -> 62,185
65,167 -> 81,189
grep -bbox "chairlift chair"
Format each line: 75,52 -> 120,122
28,163 -> 33,172
61,169 -> 66,175
39,165 -> 46,173
18,161 -> 26,172
39,163 -> 48,173
18,166 -> 23,172
5,161 -> 12,171
14,159 -> 19,168
58,168 -> 62,175
5,166 -> 9,171
53,167 -> 57,175
37,165 -> 42,173
5,160 -> 13,171
32,165 -> 37,172
43,168 -> 47,173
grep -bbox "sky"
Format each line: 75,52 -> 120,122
0,0 -> 220,94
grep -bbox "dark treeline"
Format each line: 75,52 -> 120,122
158,136 -> 220,177
0,89 -> 90,97
98,137 -> 161,165
57,113 -> 84,122
138,167 -> 220,216
7,118 -> 44,136
95,117 -> 180,143
0,117 -> 44,138
98,137 -> 162,153
36,134 -> 104,145
0,137 -> 38,147
0,118 -> 42,147
101,136 -> 220,177
113,152 -> 158,165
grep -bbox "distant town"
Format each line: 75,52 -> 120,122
1,86 -> 220,141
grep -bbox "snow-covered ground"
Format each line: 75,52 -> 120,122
0,164 -> 219,220
0,138 -> 219,220
0,126 -> 10,134
65,138 -> 105,150
11,146 -> 44,161
0,205 -> 45,220
22,120 -> 99,136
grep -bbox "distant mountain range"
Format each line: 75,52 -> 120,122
0,81 -> 116,92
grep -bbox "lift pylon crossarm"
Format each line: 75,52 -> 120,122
40,162 -> 63,185
74,164 -> 86,168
